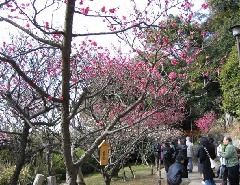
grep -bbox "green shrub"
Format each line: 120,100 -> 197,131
0,165 -> 34,185
51,153 -> 66,182
0,149 -> 15,166
0,166 -> 13,185
76,149 -> 99,174
51,149 -> 99,181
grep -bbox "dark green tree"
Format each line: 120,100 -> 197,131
204,0 -> 240,118
219,46 -> 240,116
182,0 -> 240,126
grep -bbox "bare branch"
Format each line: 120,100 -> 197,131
0,0 -> 11,8
0,55 -> 63,103
72,22 -> 163,37
0,17 -> 62,49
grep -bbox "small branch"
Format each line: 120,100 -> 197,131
0,55 -> 62,103
72,22 -> 164,37
0,17 -> 62,49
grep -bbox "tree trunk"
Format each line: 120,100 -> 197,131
10,122 -> 30,185
100,166 -> 112,185
104,176 -> 112,185
46,129 -> 53,176
65,168 -> 77,185
46,149 -> 52,176
77,166 -> 86,185
61,0 -> 77,184
111,163 -> 121,177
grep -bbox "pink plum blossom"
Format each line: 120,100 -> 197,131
171,59 -> 178,65
168,72 -> 177,79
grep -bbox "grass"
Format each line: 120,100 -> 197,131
84,164 -> 160,185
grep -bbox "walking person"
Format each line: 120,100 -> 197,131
170,141 -> 177,160
198,137 -> 216,185
207,137 -> 218,173
216,140 -> 228,185
196,137 -> 205,184
167,155 -> 191,185
176,136 -> 188,177
186,136 -> 194,173
161,142 -> 164,164
153,142 -> 161,171
163,141 -> 175,173
216,141 -> 223,178
220,136 -> 239,185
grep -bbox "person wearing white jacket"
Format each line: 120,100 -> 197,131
217,140 -> 227,185
186,136 -> 194,173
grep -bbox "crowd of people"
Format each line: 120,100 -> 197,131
153,135 -> 240,185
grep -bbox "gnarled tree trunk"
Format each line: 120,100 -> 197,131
10,122 -> 30,185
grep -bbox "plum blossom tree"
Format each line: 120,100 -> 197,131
0,132 -> 10,146
0,0 -> 211,184
73,116 -> 183,185
194,112 -> 216,133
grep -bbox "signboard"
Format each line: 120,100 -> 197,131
98,140 -> 110,166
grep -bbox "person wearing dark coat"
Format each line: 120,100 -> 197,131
167,155 -> 191,185
163,142 -> 175,173
176,136 -> 188,178
195,138 -> 205,183
152,142 -> 162,171
207,137 -> 217,164
198,137 -> 216,185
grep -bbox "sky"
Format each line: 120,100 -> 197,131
0,0 -> 208,55
76,0 -> 208,50
71,0 -> 208,55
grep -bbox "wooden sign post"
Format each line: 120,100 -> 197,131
98,140 -> 110,166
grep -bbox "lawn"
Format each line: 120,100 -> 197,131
84,165 -> 161,185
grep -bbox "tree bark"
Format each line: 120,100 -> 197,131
76,166 -> 86,185
101,166 -> 112,185
104,176 -> 111,185
61,0 -> 77,184
111,163 -> 121,178
10,122 -> 30,185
